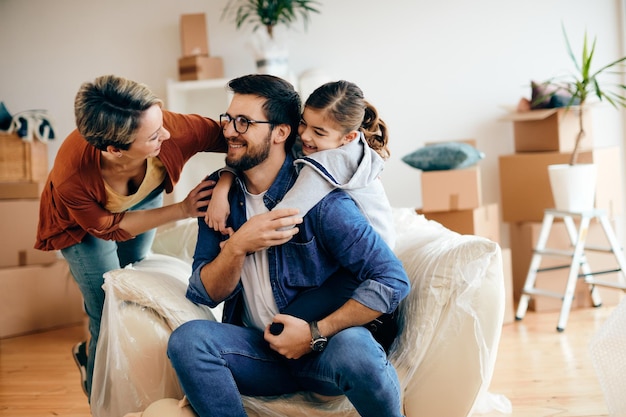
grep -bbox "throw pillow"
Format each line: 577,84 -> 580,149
401,142 -> 484,171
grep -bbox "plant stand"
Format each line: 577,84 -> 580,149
515,208 -> 626,331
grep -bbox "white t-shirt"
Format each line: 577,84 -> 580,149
240,188 -> 279,331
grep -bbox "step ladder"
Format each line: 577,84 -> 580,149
515,208 -> 626,331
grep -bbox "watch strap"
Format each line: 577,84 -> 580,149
309,321 -> 328,352
310,321 -> 323,339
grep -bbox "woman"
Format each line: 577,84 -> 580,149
34,74 -> 226,400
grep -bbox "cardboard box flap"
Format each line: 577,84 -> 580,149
499,106 -> 583,122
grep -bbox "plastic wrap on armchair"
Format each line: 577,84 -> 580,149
91,208 -> 506,417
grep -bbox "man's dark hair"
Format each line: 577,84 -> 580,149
227,74 -> 301,150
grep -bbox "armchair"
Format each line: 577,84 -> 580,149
90,208 -> 506,417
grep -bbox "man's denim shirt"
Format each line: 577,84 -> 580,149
186,154 -> 410,325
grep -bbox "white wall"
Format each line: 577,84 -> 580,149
1,0 -> 624,245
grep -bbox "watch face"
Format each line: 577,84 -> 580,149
312,338 -> 328,352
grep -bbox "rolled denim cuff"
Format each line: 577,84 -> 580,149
352,280 -> 400,315
186,263 -> 219,308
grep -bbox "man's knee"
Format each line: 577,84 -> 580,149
167,319 -> 205,362
326,327 -> 387,367
329,326 -> 379,349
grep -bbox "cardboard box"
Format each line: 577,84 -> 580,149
178,55 -> 224,81
502,107 -> 593,153
509,220 -> 624,312
421,167 -> 482,213
498,147 -> 622,223
0,133 -> 48,182
0,260 -> 85,338
501,248 -> 515,325
418,203 -> 500,244
180,13 -> 209,57
0,181 -> 45,199
0,199 -> 59,267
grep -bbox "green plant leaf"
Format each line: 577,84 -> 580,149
541,23 -> 626,165
222,0 -> 321,38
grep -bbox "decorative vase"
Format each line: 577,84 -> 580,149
548,163 -> 597,212
249,31 -> 290,79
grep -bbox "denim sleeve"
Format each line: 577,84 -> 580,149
186,212 -> 220,307
186,260 -> 215,307
186,220 -> 245,308
316,192 -> 410,314
186,169 -> 239,307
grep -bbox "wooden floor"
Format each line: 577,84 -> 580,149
0,305 -> 618,417
481,305 -> 616,417
0,323 -> 90,417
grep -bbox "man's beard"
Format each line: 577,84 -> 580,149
225,132 -> 271,171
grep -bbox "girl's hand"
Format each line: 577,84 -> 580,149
205,195 -> 231,234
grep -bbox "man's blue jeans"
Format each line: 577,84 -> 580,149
167,320 -> 404,417
61,188 -> 163,398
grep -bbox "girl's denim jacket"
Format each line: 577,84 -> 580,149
186,154 -> 410,326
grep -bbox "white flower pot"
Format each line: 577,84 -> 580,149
548,163 -> 597,212
250,32 -> 290,78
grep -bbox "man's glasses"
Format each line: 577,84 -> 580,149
220,113 -> 274,134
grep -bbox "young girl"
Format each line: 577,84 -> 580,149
206,80 -> 397,347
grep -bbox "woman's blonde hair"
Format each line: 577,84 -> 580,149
74,74 -> 162,151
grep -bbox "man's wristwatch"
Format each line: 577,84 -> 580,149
309,321 -> 328,352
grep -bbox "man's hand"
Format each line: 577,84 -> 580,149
264,300 -> 385,360
223,208 -> 302,256
199,208 -> 302,303
264,314 -> 311,359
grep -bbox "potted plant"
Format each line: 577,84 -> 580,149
537,25 -> 626,212
221,0 -> 321,76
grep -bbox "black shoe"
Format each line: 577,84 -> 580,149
72,341 -> 88,397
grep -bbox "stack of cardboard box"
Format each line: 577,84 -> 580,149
0,132 -> 84,338
499,108 -> 624,311
177,13 -> 224,81
416,140 -> 515,324
416,140 -> 500,243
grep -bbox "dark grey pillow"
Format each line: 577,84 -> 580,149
402,142 -> 485,171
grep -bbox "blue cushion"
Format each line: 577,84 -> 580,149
401,142 -> 485,171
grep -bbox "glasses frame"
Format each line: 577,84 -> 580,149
220,113 -> 275,134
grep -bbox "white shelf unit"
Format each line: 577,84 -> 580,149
165,78 -> 232,204
166,78 -> 231,119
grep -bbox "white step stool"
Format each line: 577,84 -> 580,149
515,208 -> 626,331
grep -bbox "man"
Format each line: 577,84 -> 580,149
167,74 -> 410,417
